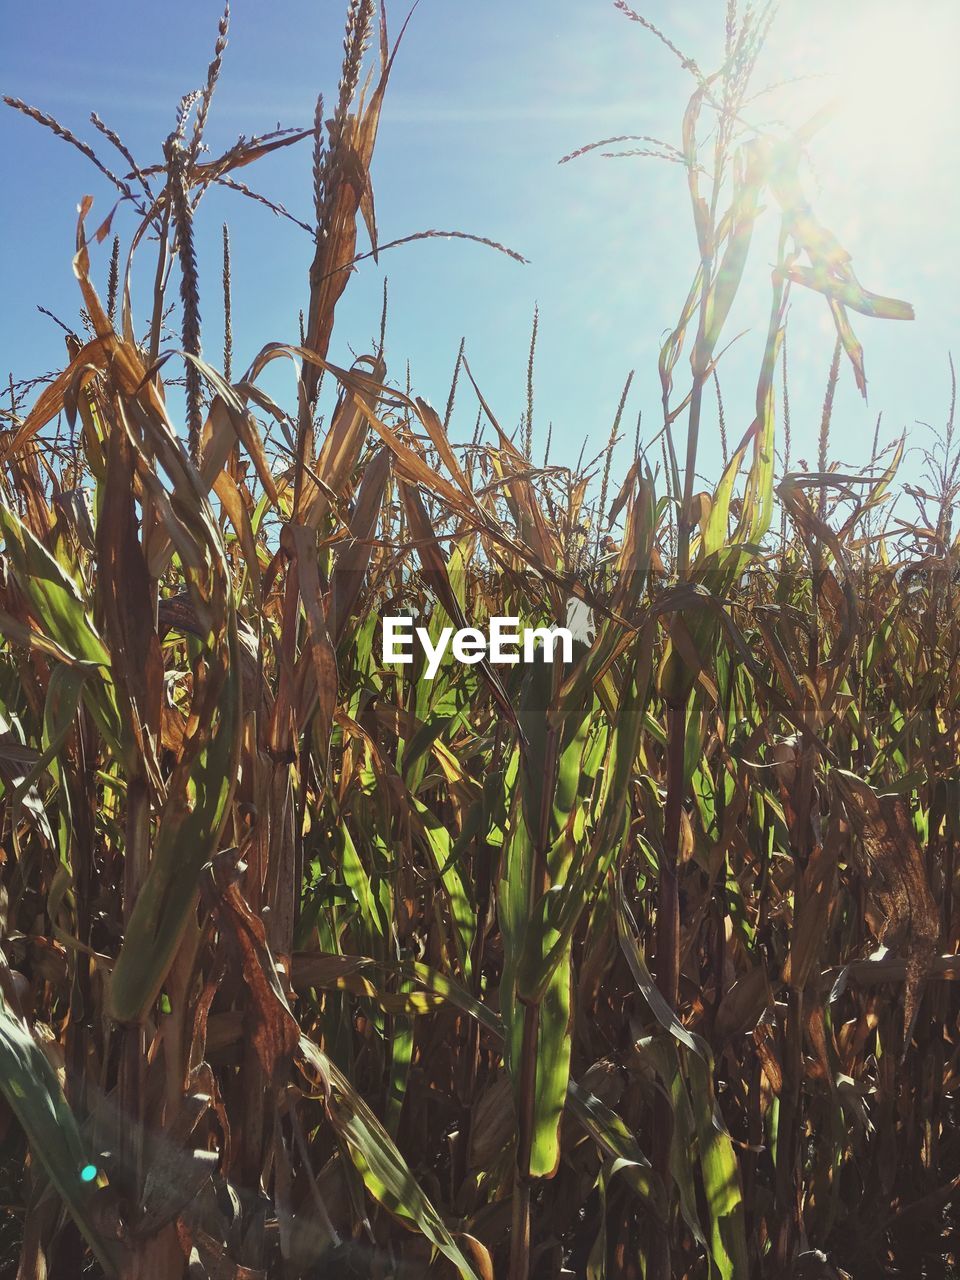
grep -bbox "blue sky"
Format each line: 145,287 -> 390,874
2,0 -> 958,492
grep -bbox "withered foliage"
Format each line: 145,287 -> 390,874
0,4 -> 956,1280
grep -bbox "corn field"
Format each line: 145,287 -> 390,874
0,3 -> 957,1278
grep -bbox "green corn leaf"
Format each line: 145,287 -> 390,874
109,618 -> 242,1023
412,797 -> 475,978
567,1080 -> 667,1223
637,1036 -> 707,1249
298,1036 -> 484,1280
0,983 -> 120,1276
340,821 -> 389,946
385,978 -> 415,1139
528,941 -> 573,1178
686,1050 -> 749,1280
0,504 -> 121,754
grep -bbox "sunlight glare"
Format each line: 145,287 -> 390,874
778,4 -> 959,176
830,14 -> 954,159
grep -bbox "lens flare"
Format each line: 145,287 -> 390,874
828,12 -> 955,160
776,2 -> 959,173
